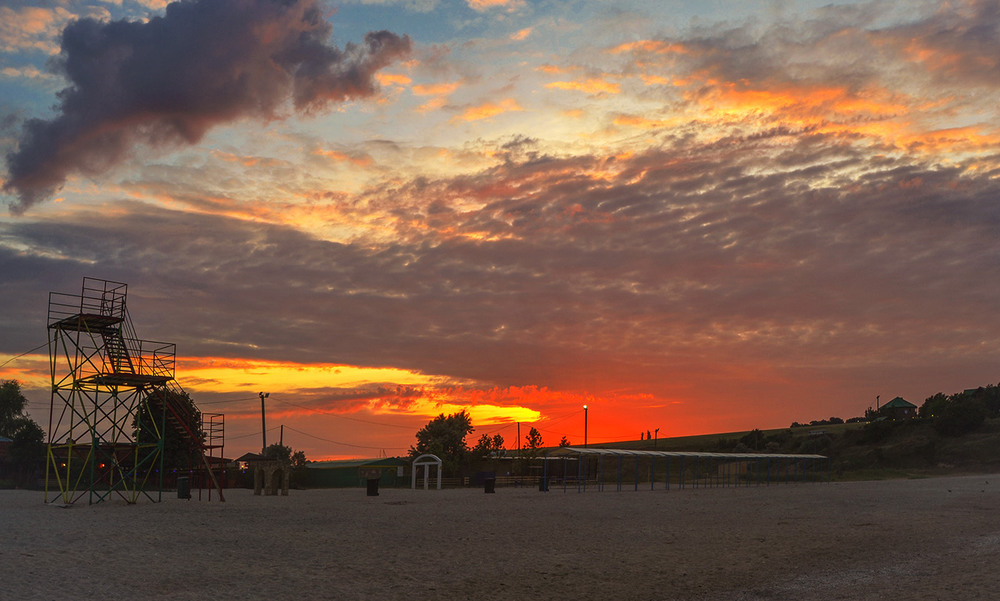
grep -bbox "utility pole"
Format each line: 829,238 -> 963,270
279,424 -> 284,447
583,405 -> 588,448
259,392 -> 269,454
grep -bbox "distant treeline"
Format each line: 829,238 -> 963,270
792,382 -> 1000,436
791,416 -> 867,428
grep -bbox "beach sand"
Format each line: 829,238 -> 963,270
2,474 -> 998,600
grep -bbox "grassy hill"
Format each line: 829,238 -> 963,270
587,417 -> 1000,480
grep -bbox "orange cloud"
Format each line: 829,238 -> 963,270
897,125 -> 1000,154
0,65 -> 51,80
0,7 -> 67,54
898,35 -> 997,78
680,75 -> 920,145
0,353 -> 49,390
412,81 -> 462,113
536,64 -> 570,75
452,98 -> 523,122
413,82 -> 461,96
608,40 -> 691,55
614,114 -> 672,130
376,72 -> 412,87
174,357 -> 556,425
209,149 -> 289,169
546,77 -> 621,95
313,148 -> 374,167
177,357 -> 463,393
510,27 -> 532,41
466,0 -> 524,12
638,74 -> 671,86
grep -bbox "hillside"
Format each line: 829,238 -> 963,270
588,417 -> 1000,480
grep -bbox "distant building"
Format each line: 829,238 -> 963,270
880,396 -> 918,420
305,457 -> 409,488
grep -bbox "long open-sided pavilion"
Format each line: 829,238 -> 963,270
539,447 -> 829,492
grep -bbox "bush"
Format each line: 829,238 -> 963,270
934,395 -> 987,437
799,435 -> 832,454
857,419 -> 895,444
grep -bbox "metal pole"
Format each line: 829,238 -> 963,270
577,451 -> 583,493
583,405 -> 588,448
259,392 -> 269,454
597,455 -> 603,492
617,455 -> 622,492
542,457 -> 548,492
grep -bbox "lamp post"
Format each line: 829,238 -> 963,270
583,405 -> 588,448
259,392 -> 269,454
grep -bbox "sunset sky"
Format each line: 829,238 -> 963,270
2,0 -> 1000,460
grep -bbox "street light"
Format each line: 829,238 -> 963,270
259,392 -> 269,454
583,405 -> 588,448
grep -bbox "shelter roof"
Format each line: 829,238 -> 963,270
551,447 -> 827,460
308,457 -> 408,469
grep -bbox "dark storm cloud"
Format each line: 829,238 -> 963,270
1,0 -> 411,213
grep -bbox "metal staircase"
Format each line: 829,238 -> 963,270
45,277 -> 224,504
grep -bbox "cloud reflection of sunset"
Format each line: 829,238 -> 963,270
178,357 -> 457,391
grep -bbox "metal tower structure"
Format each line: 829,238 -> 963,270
45,277 -> 224,504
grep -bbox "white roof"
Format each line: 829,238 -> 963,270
552,447 -> 826,460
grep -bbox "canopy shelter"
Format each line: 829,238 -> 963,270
541,447 -> 829,492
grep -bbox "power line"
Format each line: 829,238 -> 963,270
283,425 -> 407,451
0,342 -> 48,369
227,426 -> 281,441
271,397 -> 414,429
191,395 -> 261,407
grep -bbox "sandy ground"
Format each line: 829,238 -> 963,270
2,475 -> 999,600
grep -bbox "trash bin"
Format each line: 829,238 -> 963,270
366,478 -> 380,496
177,476 -> 191,499
538,476 -> 549,492
484,477 -> 496,494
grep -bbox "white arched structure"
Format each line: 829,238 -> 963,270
411,454 -> 443,490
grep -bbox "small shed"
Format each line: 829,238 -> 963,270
236,452 -> 290,496
305,457 -> 409,488
881,396 -> 918,420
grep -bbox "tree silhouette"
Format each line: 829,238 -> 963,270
0,380 -> 45,486
135,389 -> 204,472
409,410 -> 474,475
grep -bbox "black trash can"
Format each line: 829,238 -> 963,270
538,476 -> 549,492
366,478 -> 380,496
177,476 -> 191,499
484,478 -> 496,494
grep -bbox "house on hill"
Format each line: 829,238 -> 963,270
880,396 -> 918,420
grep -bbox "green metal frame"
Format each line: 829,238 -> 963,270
45,278 -> 173,505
